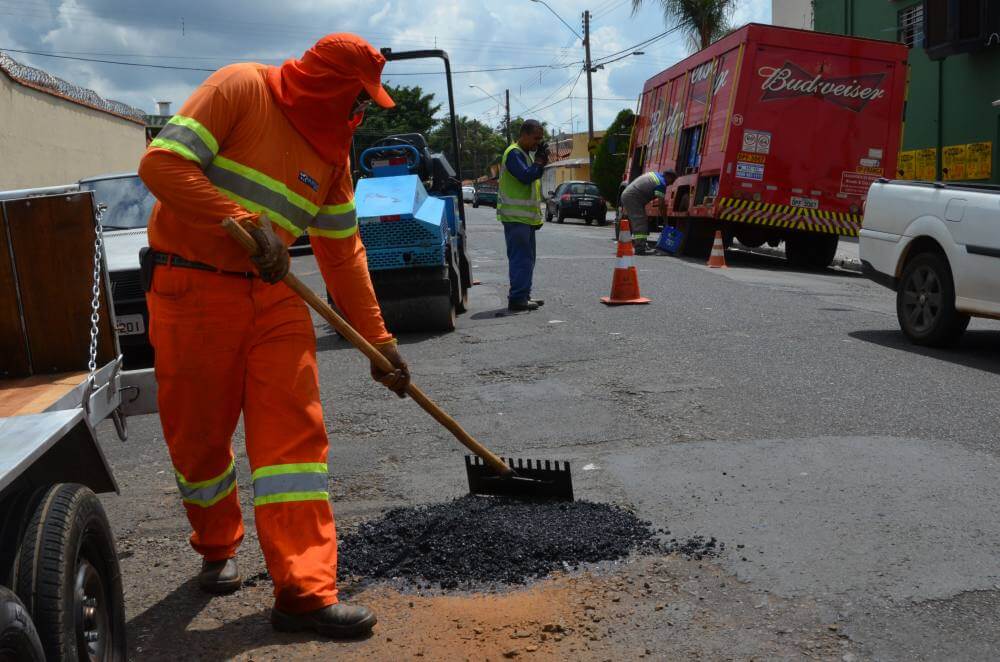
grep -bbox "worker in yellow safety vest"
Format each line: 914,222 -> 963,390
497,119 -> 548,311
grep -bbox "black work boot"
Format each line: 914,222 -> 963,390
529,299 -> 545,307
634,239 -> 649,255
271,603 -> 377,639
508,300 -> 539,312
198,557 -> 241,595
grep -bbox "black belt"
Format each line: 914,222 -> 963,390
151,251 -> 256,279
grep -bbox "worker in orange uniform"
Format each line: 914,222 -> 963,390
137,34 -> 408,639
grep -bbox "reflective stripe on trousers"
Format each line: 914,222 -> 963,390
252,463 -> 329,506
175,459 -> 237,507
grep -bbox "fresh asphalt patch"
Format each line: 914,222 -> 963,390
336,495 -> 720,591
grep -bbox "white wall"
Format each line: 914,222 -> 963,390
772,0 -> 814,30
0,75 -> 146,190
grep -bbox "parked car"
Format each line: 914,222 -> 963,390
462,185 -> 475,202
544,181 -> 607,225
473,182 -> 498,208
860,179 -> 1000,346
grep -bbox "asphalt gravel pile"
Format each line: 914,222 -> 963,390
339,496 -> 711,590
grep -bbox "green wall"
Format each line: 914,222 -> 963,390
815,0 -> 1000,183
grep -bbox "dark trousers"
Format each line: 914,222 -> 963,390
503,221 -> 537,303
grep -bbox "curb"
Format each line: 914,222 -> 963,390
731,244 -> 864,274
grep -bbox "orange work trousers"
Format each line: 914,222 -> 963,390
147,264 -> 337,613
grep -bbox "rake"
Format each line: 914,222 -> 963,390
223,217 -> 573,501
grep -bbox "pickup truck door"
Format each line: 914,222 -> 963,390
948,193 -> 1000,310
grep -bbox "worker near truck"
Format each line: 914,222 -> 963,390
137,33 -> 409,639
498,119 -> 548,312
620,169 -> 677,255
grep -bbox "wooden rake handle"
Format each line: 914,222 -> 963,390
221,217 -> 512,478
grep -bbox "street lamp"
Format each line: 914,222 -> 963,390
470,84 -> 510,143
590,51 -> 645,72
528,0 -> 581,39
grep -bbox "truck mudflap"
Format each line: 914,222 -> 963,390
0,409 -> 118,499
716,197 -> 863,237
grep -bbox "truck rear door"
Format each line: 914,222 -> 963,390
732,36 -> 907,233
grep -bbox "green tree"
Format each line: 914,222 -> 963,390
429,116 -> 507,181
591,109 -> 636,204
352,83 -> 442,154
631,0 -> 736,51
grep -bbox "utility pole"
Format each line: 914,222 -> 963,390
583,9 -> 595,168
505,89 -> 511,144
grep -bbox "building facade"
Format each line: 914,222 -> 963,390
772,0 -> 814,30
541,130 -> 604,199
814,0 -> 1000,183
0,53 -> 146,190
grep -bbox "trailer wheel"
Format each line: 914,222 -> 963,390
0,587 -> 44,662
14,484 -> 125,662
786,234 -> 839,270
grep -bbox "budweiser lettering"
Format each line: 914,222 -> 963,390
758,61 -> 887,111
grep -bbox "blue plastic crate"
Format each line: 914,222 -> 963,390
656,226 -> 684,254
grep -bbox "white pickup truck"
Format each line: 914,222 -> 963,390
860,180 -> 1000,346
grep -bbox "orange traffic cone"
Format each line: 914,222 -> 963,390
601,218 -> 651,306
706,230 -> 727,268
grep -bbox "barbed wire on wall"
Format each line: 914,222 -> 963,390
0,51 -> 146,123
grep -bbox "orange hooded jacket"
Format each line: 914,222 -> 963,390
139,34 -> 395,344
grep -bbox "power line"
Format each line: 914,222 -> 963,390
0,47 -> 582,76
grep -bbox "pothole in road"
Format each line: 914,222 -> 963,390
337,496 -> 721,591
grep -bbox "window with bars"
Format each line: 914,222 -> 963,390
898,4 -> 925,48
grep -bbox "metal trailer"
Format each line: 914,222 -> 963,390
350,48 -> 473,333
0,188 -> 157,661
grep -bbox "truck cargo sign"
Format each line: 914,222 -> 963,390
758,62 -> 887,112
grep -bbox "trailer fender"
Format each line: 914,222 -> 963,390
0,410 -> 117,503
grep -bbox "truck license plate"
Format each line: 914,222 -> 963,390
116,314 -> 145,336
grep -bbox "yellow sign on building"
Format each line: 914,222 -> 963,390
943,145 -> 968,181
897,150 -> 916,179
966,142 -> 992,180
916,148 -> 937,181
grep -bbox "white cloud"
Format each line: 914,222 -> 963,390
3,0 -> 772,132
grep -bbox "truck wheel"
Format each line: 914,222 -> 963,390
896,252 -> 970,347
677,218 -> 714,259
0,587 -> 44,662
14,484 -> 125,662
786,234 -> 839,269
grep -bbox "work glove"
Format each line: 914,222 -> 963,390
246,214 -> 290,284
371,340 -> 410,398
534,141 -> 550,166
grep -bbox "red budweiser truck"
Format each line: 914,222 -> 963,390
624,24 -> 909,268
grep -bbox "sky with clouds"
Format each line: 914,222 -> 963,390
0,0 -> 770,134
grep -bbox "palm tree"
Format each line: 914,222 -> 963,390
631,0 -> 737,52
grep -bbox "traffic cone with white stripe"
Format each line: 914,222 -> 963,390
601,218 -> 651,305
707,230 -> 727,268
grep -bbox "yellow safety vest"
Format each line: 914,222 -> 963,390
497,143 -> 542,226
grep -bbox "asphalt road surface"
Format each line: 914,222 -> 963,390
100,206 -> 1000,660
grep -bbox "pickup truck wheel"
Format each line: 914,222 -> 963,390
897,252 -> 970,347
14,484 -> 125,662
786,234 -> 838,269
0,587 -> 44,662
